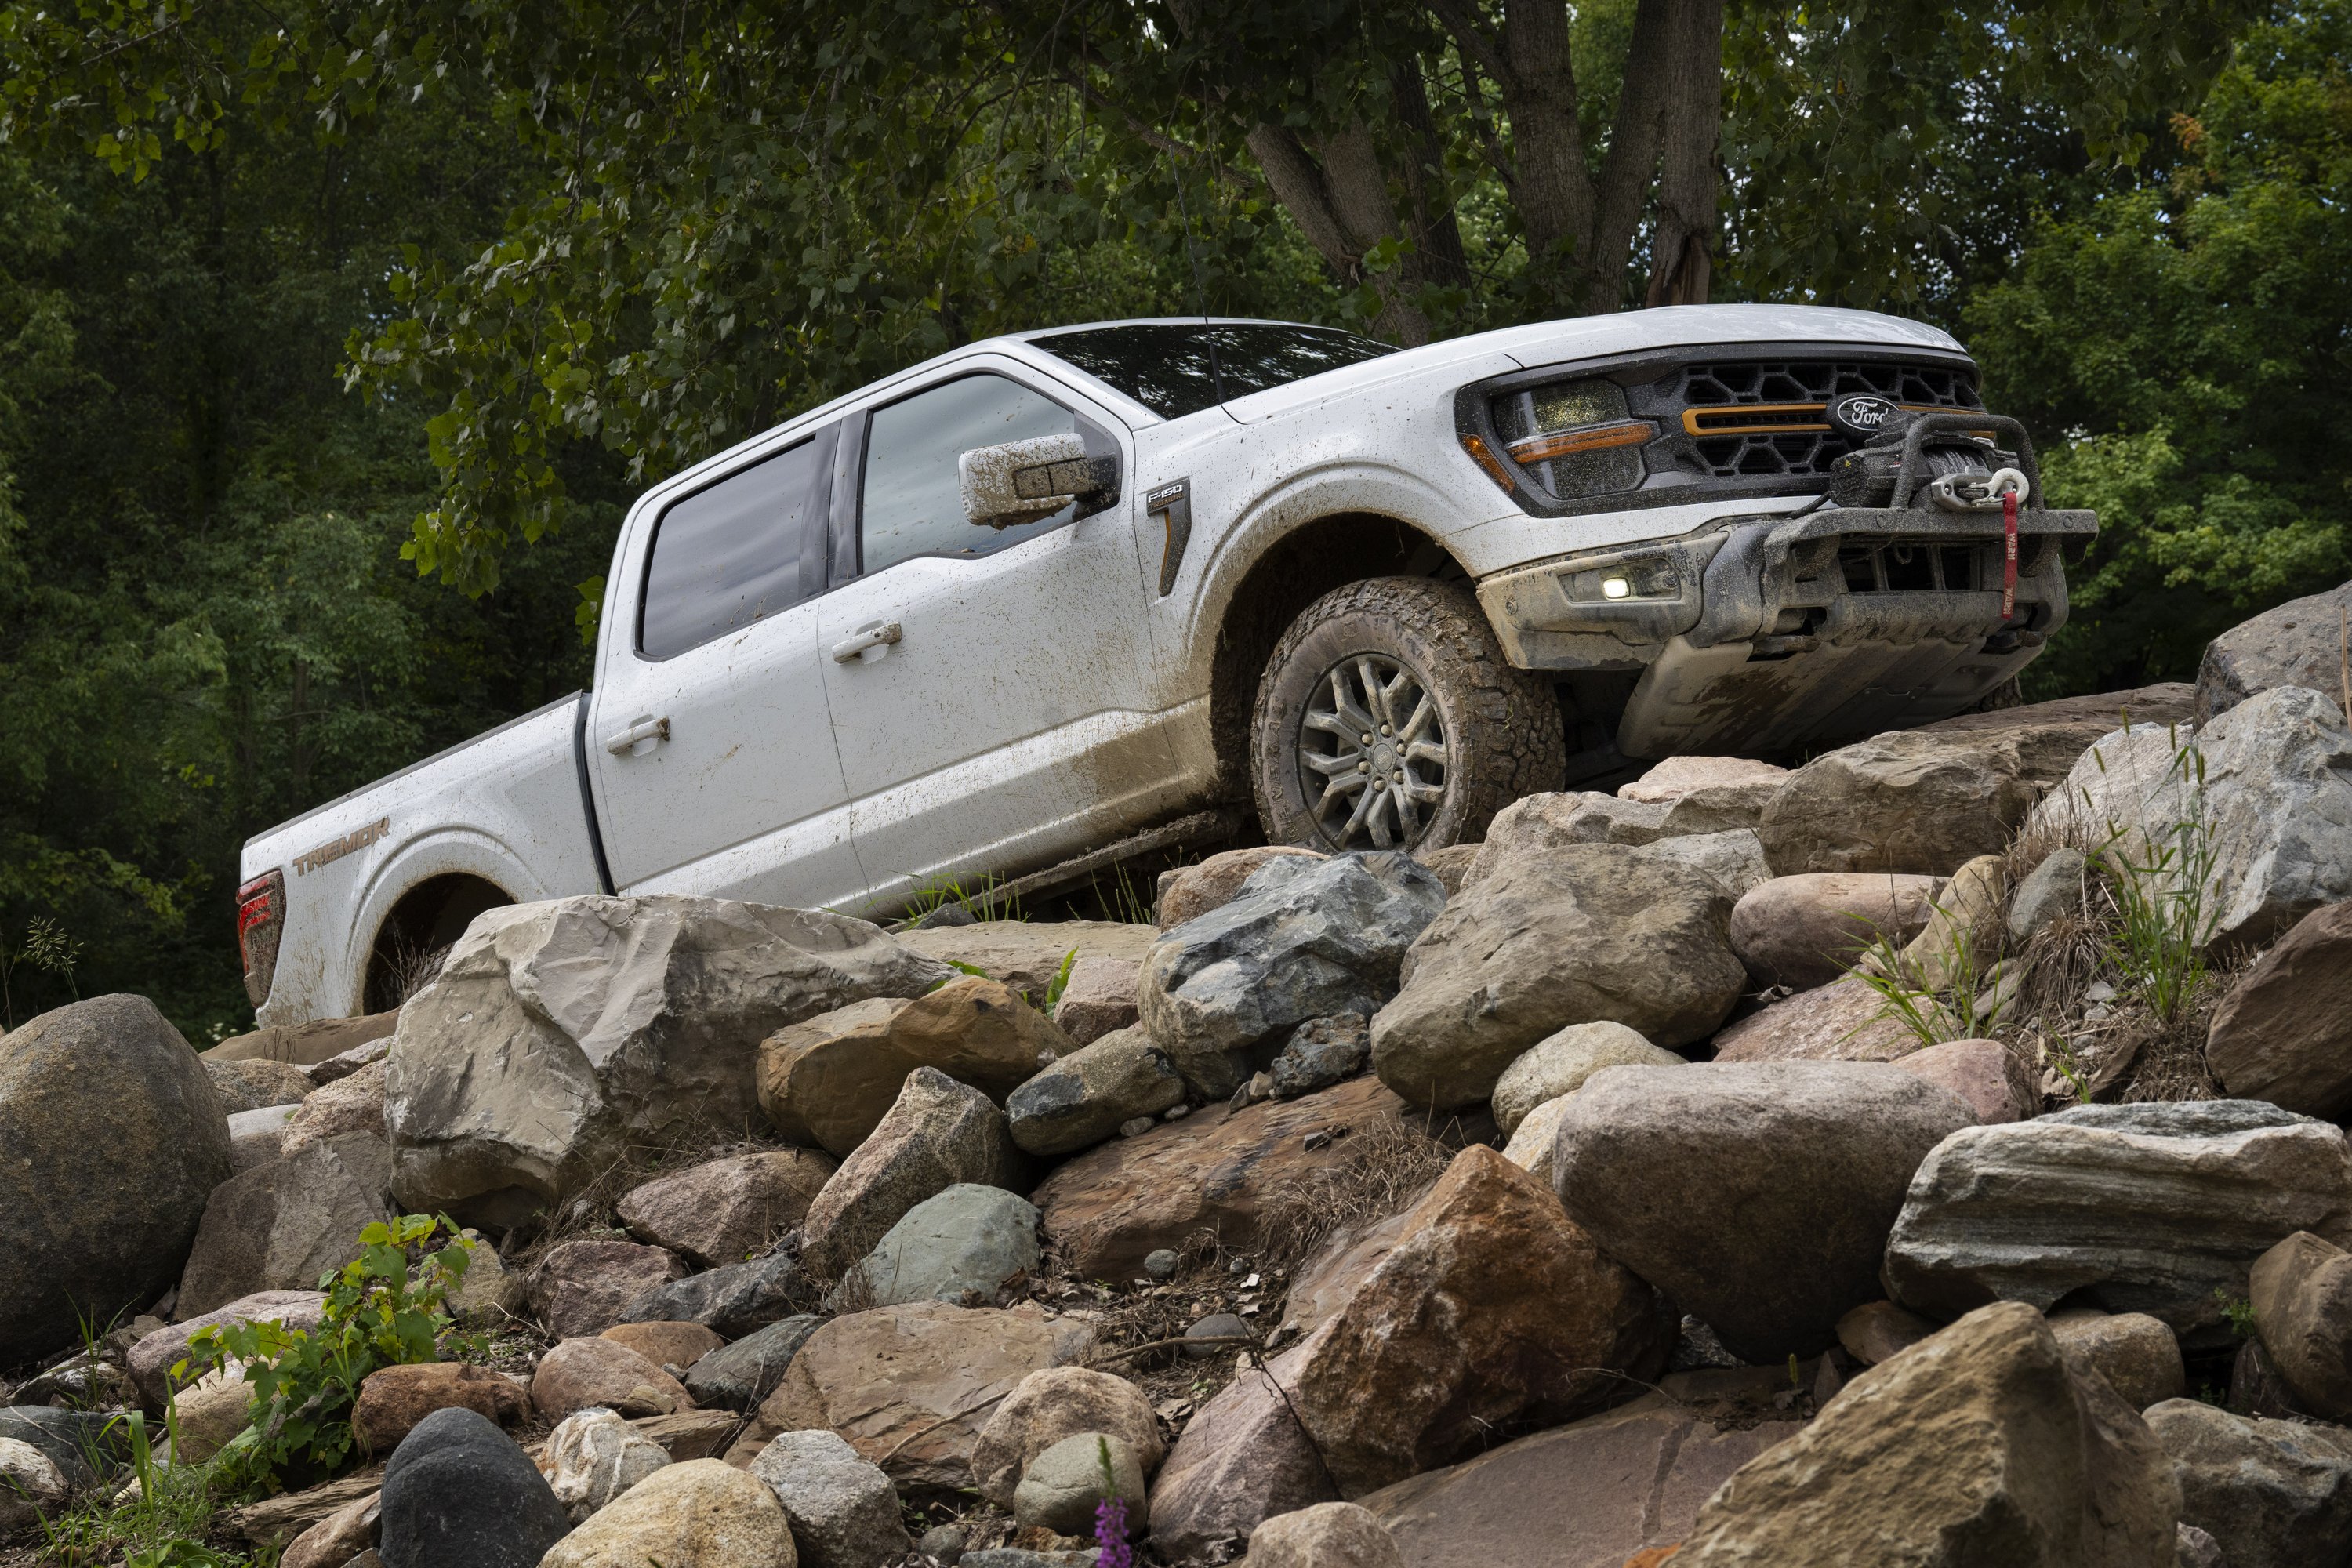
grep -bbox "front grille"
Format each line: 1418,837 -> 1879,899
1676,359 -> 1983,480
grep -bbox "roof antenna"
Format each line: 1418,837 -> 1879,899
1169,149 -> 1226,405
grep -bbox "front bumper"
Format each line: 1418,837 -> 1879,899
1476,505 -> 2097,757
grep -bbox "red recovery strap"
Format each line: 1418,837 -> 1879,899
2002,488 -> 2020,620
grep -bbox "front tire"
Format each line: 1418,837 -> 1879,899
1250,576 -> 1566,853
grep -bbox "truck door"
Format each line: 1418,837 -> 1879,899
587,422 -> 868,908
814,361 -> 1179,912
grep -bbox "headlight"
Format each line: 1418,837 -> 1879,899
1492,378 -> 1657,499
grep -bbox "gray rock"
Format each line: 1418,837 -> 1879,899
307,1033 -> 394,1086
541,1406 -> 670,1524
1148,1351 -> 1337,1560
0,995 -> 231,1363
750,1428 -> 913,1568
1138,853 -> 1446,1099
203,1057 -> 314,1114
1014,1431 -> 1147,1537
917,1523 -> 968,1563
0,1406 -> 133,1484
1007,1026 -> 1185,1157
1159,848 -> 1327,927
127,1289 -> 326,1407
175,1131 -> 395,1319
1490,1022 -> 1679,1137
1550,1061 -> 1976,1362
961,1552 -> 1097,1568
227,1103 -> 301,1174
378,1406 -> 571,1568
684,1314 -> 826,1411
619,1247 -> 803,1339
2028,687 -> 2352,951
1373,844 -> 1742,1111
1885,1101 -> 2352,1347
797,1067 -> 1025,1279
1142,1250 -> 1179,1280
1634,829 -> 1775,902
1756,730 -> 2046,877
1051,958 -> 1142,1049
1461,787 -> 1777,888
385,895 -> 949,1226
2195,580 -> 2352,726
2009,848 -> 2090,945
2208,901 -> 2352,1118
1269,1014 -> 1370,1099
2148,1398 -> 2352,1568
1185,1312 -> 1250,1359
836,1185 -> 1040,1308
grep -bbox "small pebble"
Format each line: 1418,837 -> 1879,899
1118,1116 -> 1156,1138
918,1523 -> 969,1564
1227,1257 -> 1254,1276
1163,1103 -> 1192,1121
1185,1312 -> 1250,1357
1142,1249 -> 1180,1280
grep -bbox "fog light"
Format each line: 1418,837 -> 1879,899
1601,576 -> 1632,601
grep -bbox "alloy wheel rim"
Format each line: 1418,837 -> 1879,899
1298,652 -> 1450,849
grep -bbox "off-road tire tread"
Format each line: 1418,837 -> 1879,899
1250,575 -> 1567,851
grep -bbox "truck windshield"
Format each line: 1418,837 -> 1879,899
1032,322 -> 1396,420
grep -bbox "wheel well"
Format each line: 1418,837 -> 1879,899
363,873 -> 511,1014
1207,513 -> 1464,801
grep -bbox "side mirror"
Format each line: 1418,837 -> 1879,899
958,434 -> 1115,528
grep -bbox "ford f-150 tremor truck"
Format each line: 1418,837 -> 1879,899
236,304 -> 2092,1023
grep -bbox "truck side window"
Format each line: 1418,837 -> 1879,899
861,373 -> 1078,575
640,426 -> 837,659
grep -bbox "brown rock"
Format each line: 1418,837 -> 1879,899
532,1335 -> 692,1425
2250,1229 -> 2352,1419
539,1457 -> 793,1568
759,977 -> 1069,1156
1051,957 -> 1142,1047
1755,731 -> 2045,877
731,1301 -> 1091,1494
278,1058 -> 388,1157
280,1490 -> 380,1568
617,1150 -> 836,1269
898,920 -> 1160,1004
1359,1400 -> 1802,1568
307,1034 -> 393,1087
796,1067 -> 1024,1279
1835,1300 -> 1936,1367
1247,1502 -> 1404,1568
1896,853 -> 2011,991
603,1319 -> 725,1374
1918,683 -> 2197,757
2047,1310 -> 2187,1410
1410,843 -> 1481,898
2208,902 -> 2352,1117
174,1132 -> 394,1319
1710,975 -> 1916,1062
526,1240 -> 690,1339
204,1057 -> 314,1114
1160,848 -> 1326,927
971,1366 -> 1165,1508
351,1361 -> 529,1455
1729,873 -> 1946,990
1030,1076 -> 1411,1281
1672,1301 -> 2181,1567
1890,1038 -> 2037,1124
1149,1351 -> 1337,1560
1621,756 -> 1791,804
203,1009 -> 400,1068
1280,1145 -> 1672,1495
132,1290 -> 326,1407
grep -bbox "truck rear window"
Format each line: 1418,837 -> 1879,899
1033,322 -> 1396,419
641,426 -> 837,659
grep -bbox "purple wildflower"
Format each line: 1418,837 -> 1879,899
1094,1497 -> 1132,1568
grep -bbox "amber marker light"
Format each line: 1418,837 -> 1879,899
1506,419 -> 1657,463
1459,432 -> 1515,493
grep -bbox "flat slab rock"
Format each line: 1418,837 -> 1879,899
1030,1075 -> 1414,1280
1359,1399 -> 1802,1568
899,921 -> 1159,1005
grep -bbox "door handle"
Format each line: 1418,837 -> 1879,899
830,621 -> 903,663
604,715 -> 671,755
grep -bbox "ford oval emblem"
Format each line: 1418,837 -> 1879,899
1829,393 -> 1903,442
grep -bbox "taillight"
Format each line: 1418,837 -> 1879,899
237,869 -> 285,1009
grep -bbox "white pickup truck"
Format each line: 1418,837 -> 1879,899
237,305 -> 2092,1024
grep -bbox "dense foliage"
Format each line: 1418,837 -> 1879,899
0,0 -> 2340,1031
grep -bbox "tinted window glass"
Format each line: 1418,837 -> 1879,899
861,374 -> 1078,575
1033,323 -> 1396,419
640,428 -> 835,659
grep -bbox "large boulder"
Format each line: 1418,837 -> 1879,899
385,895 -> 948,1225
2149,1397 -> 2352,1568
618,1247 -> 804,1338
1709,975 -> 1917,1063
352,1361 -> 532,1456
2249,1229 -> 2352,1419
278,1058 -> 389,1156
834,1184 -> 1040,1308
1159,848 -> 1325,927
526,1239 -> 690,1339
1139,851 -> 1446,1098
378,1406 -> 572,1568
175,1131 -> 395,1319
1551,1061 -> 1976,1361
539,1457 -> 793,1568
684,1314 -> 823,1412
758,977 -> 1071,1157
1358,1400 -> 1802,1568
531,1334 -> 691,1425
203,1007 -> 399,1068
1279,1145 -> 1672,1495
0,995 -> 232,1361
1005,1025 -> 1186,1157
728,1302 -> 1091,1494
1884,1101 -> 2352,1347
2194,580 -> 2352,725
2206,902 -> 2352,1116
1148,1351 -> 1337,1561
2027,687 -> 2352,951
1029,1076 -> 1412,1280
1756,731 -> 2045,877
796,1068 -> 1023,1279
1671,1302 -> 2181,1566
1728,872 -> 1946,990
971,1366 -> 1164,1510
1371,843 -> 1743,1110
1461,783 -> 1777,875
898,920 -> 1159,1005
617,1149 -> 837,1269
